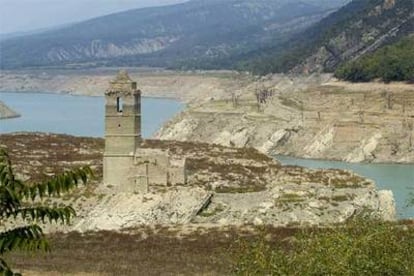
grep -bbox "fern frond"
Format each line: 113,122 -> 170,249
9,206 -> 76,224
0,150 -> 25,192
0,149 -> 92,273
0,225 -> 49,254
0,186 -> 22,219
0,257 -> 21,276
24,166 -> 93,200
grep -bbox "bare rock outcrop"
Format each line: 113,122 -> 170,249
156,76 -> 414,163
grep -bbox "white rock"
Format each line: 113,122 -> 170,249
308,201 -> 322,209
253,217 -> 264,225
377,190 -> 396,221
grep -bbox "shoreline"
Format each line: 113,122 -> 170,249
0,100 -> 20,120
1,130 -> 414,167
275,154 -> 414,166
0,68 -> 247,103
0,114 -> 20,120
0,90 -> 183,102
2,69 -> 414,164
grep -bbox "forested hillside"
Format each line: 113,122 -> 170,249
0,0 -> 339,69
239,0 -> 413,75
2,0 -> 409,78
335,36 -> 414,82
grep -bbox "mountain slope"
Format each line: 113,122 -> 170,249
241,0 -> 413,75
335,35 -> 414,82
0,0 -> 341,69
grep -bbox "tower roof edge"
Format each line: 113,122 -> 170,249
105,70 -> 141,95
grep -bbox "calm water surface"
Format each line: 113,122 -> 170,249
0,92 -> 183,138
1,92 -> 413,219
277,155 -> 414,219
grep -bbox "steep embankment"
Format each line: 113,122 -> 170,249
0,132 -> 395,231
156,74 -> 414,163
0,101 -> 20,119
0,69 -> 249,102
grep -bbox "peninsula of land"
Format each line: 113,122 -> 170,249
0,132 -> 395,231
0,100 -> 20,119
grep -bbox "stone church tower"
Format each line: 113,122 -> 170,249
103,70 -> 141,191
103,70 -> 187,193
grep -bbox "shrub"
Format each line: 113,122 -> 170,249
335,36 -> 414,83
0,149 -> 93,275
232,219 -> 414,275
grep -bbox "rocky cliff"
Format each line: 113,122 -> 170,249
292,0 -> 414,74
242,0 -> 413,75
156,74 -> 414,163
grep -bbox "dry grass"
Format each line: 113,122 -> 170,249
0,133 -> 104,182
5,226 -> 298,276
0,133 -> 280,195
5,222 -> 414,275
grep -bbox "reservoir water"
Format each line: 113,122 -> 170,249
277,156 -> 414,219
0,92 -> 183,138
1,92 -> 413,219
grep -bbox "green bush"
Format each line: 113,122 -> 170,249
232,219 -> 414,275
335,36 -> 414,83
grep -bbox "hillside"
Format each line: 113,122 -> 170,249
241,0 -> 413,75
335,35 -> 414,82
0,0 -> 344,70
156,75 -> 414,164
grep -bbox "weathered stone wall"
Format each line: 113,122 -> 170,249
103,71 -> 142,191
134,149 -> 169,186
103,156 -> 136,192
134,148 -> 186,186
169,159 -> 187,185
104,94 -> 141,154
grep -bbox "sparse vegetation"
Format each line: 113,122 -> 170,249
233,219 -> 414,275
0,149 -> 93,275
4,220 -> 413,275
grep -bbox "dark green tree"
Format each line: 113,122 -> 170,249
335,36 -> 414,83
0,149 -> 93,275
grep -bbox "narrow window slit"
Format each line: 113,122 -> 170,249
117,97 -> 124,113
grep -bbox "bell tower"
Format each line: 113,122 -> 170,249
103,70 -> 141,191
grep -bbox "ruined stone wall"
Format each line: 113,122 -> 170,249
103,156 -> 136,192
169,159 -> 187,185
134,148 -> 186,186
134,149 -> 169,186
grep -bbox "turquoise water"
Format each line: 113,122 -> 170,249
276,155 -> 414,219
1,92 -> 412,219
0,92 -> 183,138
